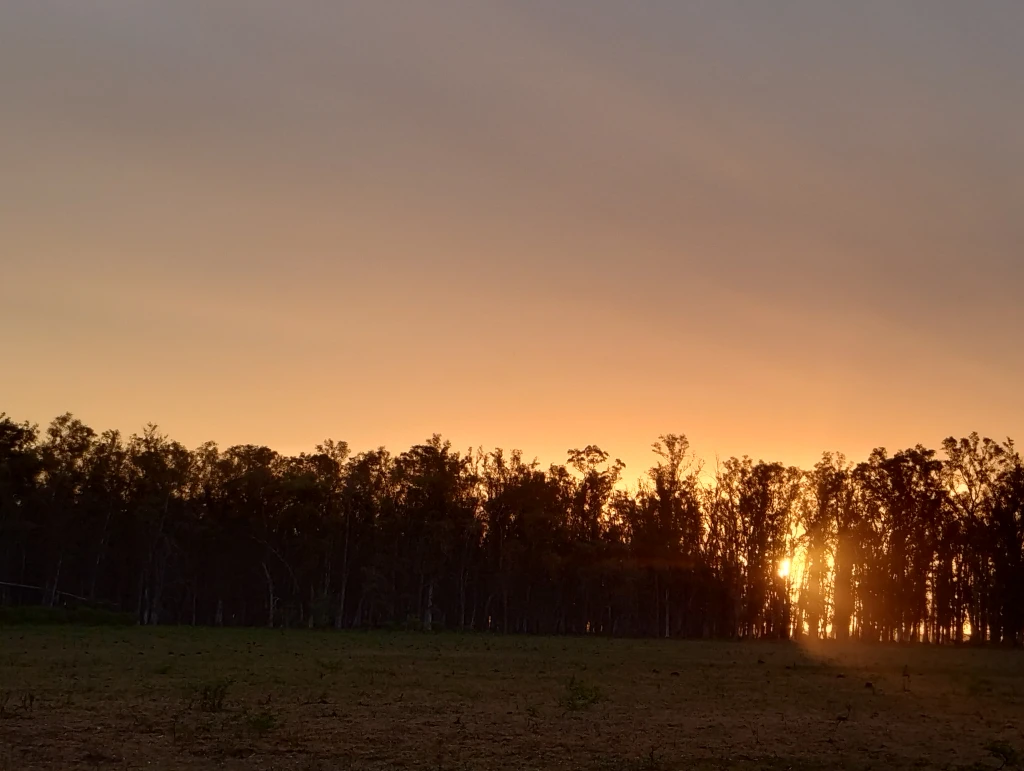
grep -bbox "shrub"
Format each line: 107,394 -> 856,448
986,740 -> 1020,769
189,678 -> 233,713
561,675 -> 602,711
246,709 -> 278,737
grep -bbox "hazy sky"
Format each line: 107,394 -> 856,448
3,1 -> 1023,478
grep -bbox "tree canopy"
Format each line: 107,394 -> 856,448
1,412 -> 1022,643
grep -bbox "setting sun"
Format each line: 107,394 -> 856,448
778,559 -> 791,579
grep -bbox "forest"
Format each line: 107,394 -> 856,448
1,411 -> 1022,644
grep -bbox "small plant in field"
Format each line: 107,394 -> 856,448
302,689 -> 330,705
153,663 -> 173,676
170,710 -> 194,746
317,658 -> 344,678
986,740 -> 1020,769
641,746 -> 661,770
523,702 -> 542,733
561,675 -> 602,712
0,691 -> 34,718
246,709 -> 278,737
18,693 -> 34,715
189,678 -> 233,713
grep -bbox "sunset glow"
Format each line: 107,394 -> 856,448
1,6 -> 1022,770
1,3 -> 1022,471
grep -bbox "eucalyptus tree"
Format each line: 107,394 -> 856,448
37,414 -> 97,605
561,446 -> 623,633
340,448 -> 396,627
943,434 -> 1024,643
630,434 -> 704,637
988,442 -> 1024,644
126,425 -> 192,625
81,429 -> 129,602
214,444 -> 282,626
1,408 -> 1021,642
480,449 -> 550,632
797,453 -> 856,639
852,447 -> 944,641
392,436 -> 480,630
0,414 -> 41,598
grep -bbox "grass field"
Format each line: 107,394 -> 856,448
0,628 -> 1022,770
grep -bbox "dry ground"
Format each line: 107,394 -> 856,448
0,627 -> 1022,770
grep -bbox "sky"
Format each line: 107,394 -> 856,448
2,1 -> 1023,479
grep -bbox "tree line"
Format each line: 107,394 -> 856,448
1,411 -> 1022,644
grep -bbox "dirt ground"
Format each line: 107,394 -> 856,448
0,627 -> 1021,770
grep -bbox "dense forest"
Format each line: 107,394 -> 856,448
1,411 -> 1022,644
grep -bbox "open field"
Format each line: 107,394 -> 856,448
0,628 -> 1022,770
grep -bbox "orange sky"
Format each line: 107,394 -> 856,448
2,2 -> 1023,481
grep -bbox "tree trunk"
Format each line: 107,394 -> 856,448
664,586 -> 671,638
49,553 -> 63,607
654,572 -> 660,638
149,551 -> 165,625
423,579 -> 434,631
833,535 -> 854,640
136,571 -> 145,625
502,585 -> 509,633
335,514 -> 350,629
262,561 -> 275,628
458,566 -> 466,631
90,507 -> 114,601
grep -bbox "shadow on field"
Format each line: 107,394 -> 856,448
0,628 -> 1021,770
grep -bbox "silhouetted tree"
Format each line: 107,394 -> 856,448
1,410 -> 1020,643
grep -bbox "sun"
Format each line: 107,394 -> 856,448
778,558 -> 791,579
